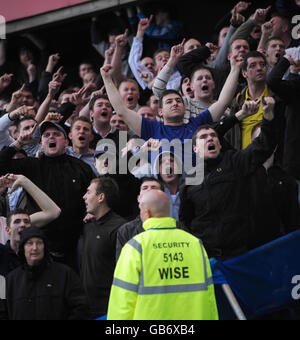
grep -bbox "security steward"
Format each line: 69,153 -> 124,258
107,190 -> 218,320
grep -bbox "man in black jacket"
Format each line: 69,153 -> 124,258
81,177 -> 126,319
2,227 -> 90,320
115,176 -> 164,261
180,97 -> 281,260
267,54 -> 300,204
0,121 -> 95,272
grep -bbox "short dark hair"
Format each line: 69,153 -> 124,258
157,152 -> 182,179
158,152 -> 175,163
118,78 -> 139,91
79,61 -> 95,71
265,36 -> 285,49
70,116 -> 92,131
108,27 -> 125,37
16,116 -> 37,132
88,94 -> 111,111
190,65 -> 215,83
242,51 -> 267,71
91,177 -> 120,209
158,90 -> 183,108
140,176 -> 164,191
192,124 -> 218,146
7,208 -> 30,229
22,85 -> 34,94
153,48 -> 170,61
270,12 -> 291,30
229,38 -> 249,54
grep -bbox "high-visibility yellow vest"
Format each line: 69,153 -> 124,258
107,217 -> 219,320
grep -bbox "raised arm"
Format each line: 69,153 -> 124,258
0,73 -> 13,94
5,84 -> 26,113
216,98 -> 262,138
6,174 -> 61,228
152,39 -> 185,99
209,3 -> 247,69
209,54 -> 243,121
229,6 -> 272,46
128,15 -> 154,90
0,105 -> 34,149
79,87 -> 104,118
35,68 -> 65,125
100,64 -> 142,136
257,21 -> 273,52
226,97 -> 277,177
267,55 -> 300,100
38,53 -> 61,101
110,29 -> 129,87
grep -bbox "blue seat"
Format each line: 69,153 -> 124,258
211,230 -> 300,320
95,314 -> 107,320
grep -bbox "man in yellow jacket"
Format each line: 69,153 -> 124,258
107,190 -> 218,320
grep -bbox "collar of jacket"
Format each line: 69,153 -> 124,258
143,217 -> 176,231
235,85 -> 278,108
95,209 -> 113,224
41,153 -> 68,161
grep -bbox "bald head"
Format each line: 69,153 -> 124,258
139,190 -> 170,221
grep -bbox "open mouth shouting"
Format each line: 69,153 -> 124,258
77,136 -> 87,146
127,96 -> 134,103
49,142 -> 57,149
205,142 -> 220,158
100,111 -> 108,118
207,144 -> 216,151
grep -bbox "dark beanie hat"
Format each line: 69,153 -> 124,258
19,227 -> 46,249
18,227 -> 49,264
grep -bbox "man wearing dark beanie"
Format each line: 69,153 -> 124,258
1,227 -> 90,320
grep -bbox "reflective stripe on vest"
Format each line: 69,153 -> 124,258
113,237 -> 213,295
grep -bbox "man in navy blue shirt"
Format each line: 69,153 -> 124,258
100,50 -> 243,173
